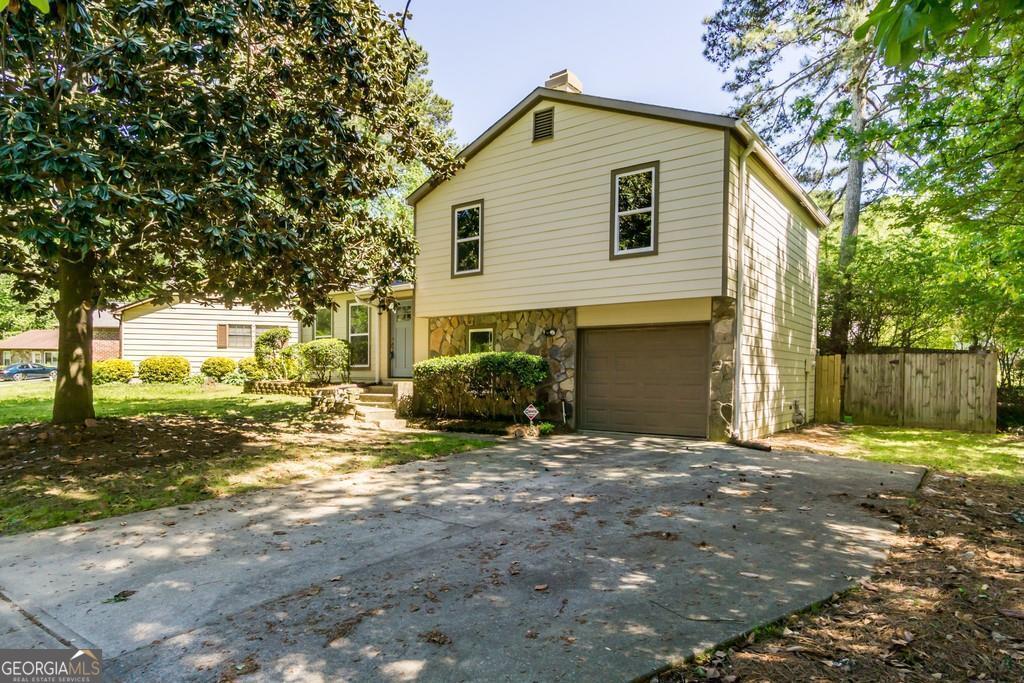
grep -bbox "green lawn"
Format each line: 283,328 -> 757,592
0,382 -> 492,534
0,381 -> 309,425
772,424 -> 1023,483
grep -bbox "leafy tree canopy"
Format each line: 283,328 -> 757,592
0,274 -> 53,338
0,0 -> 458,421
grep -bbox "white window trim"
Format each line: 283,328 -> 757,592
613,166 -> 657,256
468,328 -> 494,353
453,203 -> 482,275
348,302 -> 371,368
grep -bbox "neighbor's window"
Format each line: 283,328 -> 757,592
2,351 -> 10,366
611,164 -> 657,257
468,328 -> 493,353
453,202 -> 483,276
348,303 -> 370,368
43,351 -> 58,365
255,324 -> 282,340
315,308 -> 332,338
228,324 -> 253,349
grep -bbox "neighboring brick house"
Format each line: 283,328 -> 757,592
0,311 -> 121,366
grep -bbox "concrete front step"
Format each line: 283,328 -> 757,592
354,405 -> 397,421
356,393 -> 394,405
362,418 -> 407,430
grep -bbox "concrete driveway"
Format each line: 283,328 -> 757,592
0,433 -> 924,682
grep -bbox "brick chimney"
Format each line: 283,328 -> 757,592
544,69 -> 583,94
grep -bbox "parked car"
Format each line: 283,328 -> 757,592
1,363 -> 57,382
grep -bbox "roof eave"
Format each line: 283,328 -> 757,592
733,121 -> 831,228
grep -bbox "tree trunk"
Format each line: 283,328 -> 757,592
827,80 -> 867,354
52,257 -> 96,424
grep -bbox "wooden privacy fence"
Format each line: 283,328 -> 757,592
815,351 -> 997,432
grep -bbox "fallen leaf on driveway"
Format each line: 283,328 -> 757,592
103,590 -> 136,604
534,584 -> 549,591
418,629 -> 452,646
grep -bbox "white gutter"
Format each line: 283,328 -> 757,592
732,141 -> 757,440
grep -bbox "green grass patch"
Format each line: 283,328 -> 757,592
846,426 -> 1023,482
0,382 -> 308,425
0,426 -> 491,535
775,425 -> 1023,483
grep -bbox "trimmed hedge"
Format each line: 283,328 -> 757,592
295,338 -> 350,384
200,357 -> 236,381
138,356 -> 191,383
93,359 -> 135,384
237,357 -> 266,381
254,327 -> 295,379
414,352 -> 549,419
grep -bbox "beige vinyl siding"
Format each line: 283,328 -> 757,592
735,154 -> 819,438
414,102 -> 727,318
121,302 -> 299,373
724,141 -> 740,297
299,290 -> 414,382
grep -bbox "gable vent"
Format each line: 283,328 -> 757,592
533,108 -> 554,142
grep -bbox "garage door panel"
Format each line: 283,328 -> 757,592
579,325 -> 709,437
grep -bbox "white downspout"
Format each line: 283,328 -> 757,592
732,141 -> 757,441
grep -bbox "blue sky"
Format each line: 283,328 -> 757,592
379,0 -> 733,145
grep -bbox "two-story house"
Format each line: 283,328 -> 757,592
407,70 -> 828,440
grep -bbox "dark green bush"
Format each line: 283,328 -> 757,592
998,386 -> 1024,430
237,357 -> 266,381
414,352 -> 549,419
254,327 -> 294,379
200,357 -> 236,381
295,338 -> 350,384
93,359 -> 135,384
138,356 -> 191,383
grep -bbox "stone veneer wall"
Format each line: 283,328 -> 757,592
708,296 -> 736,441
427,308 -> 577,420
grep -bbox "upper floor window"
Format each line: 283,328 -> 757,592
348,303 -> 370,368
452,201 -> 483,277
611,163 -> 658,258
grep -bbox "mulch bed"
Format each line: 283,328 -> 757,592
664,472 -> 1024,682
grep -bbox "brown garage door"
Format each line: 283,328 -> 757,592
578,325 -> 709,437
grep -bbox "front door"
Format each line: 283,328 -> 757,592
390,301 -> 413,378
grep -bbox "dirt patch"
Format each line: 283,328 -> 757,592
769,423 -> 865,457
665,472 -> 1024,682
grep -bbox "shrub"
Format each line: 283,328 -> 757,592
537,421 -> 556,436
200,357 -> 236,381
181,373 -> 205,386
254,327 -> 293,379
93,358 -> 135,384
237,357 -> 266,381
295,338 -> 350,384
221,369 -> 247,386
138,356 -> 191,383
414,352 -> 549,419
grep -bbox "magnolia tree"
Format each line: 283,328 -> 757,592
0,0 -> 457,422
